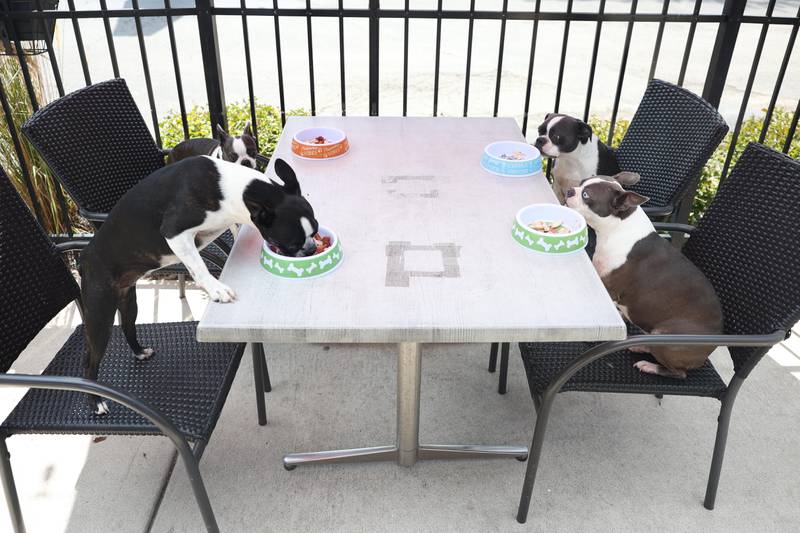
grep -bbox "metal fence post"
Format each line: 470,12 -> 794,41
369,0 -> 379,116
196,0 -> 227,132
672,0 -> 745,225
701,0 -> 746,108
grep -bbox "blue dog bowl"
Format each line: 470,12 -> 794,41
481,141 -> 542,178
481,141 -> 542,177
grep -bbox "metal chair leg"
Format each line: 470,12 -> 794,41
251,343 -> 267,426
261,346 -> 272,393
488,343 -> 498,373
498,343 -> 509,395
704,379 -> 742,510
252,343 -> 271,393
516,395 -> 555,524
532,393 -> 542,414
178,273 -> 186,299
0,436 -> 25,533
175,437 -> 219,533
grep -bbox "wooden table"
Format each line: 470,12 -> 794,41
198,117 -> 626,469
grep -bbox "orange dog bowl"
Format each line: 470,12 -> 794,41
291,127 -> 349,160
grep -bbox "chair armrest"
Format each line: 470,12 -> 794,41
55,239 -> 91,254
543,330 -> 786,400
78,208 -> 108,223
256,153 -> 270,167
643,204 -> 674,218
0,373 -> 191,451
653,222 -> 696,235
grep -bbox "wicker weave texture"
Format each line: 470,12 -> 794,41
21,78 -> 165,214
519,341 -> 727,398
0,170 -> 80,373
617,79 -> 728,209
519,321 -> 727,398
683,143 -> 800,372
2,322 -> 244,441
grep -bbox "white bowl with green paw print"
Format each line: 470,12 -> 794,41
260,226 -> 343,279
512,204 -> 588,255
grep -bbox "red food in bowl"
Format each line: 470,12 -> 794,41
268,233 -> 332,257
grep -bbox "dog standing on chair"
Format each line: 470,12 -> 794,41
565,173 -> 723,378
168,122 -> 258,169
79,157 -> 318,414
535,113 -> 623,204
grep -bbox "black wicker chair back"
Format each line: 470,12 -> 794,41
683,143 -> 800,375
0,169 -> 80,373
21,78 -> 165,216
616,79 -> 728,211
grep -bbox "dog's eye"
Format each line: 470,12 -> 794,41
582,191 -> 590,200
551,135 -> 561,144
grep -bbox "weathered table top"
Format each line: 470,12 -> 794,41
197,117 -> 625,344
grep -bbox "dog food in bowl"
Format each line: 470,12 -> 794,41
512,204 -> 588,255
500,151 -> 528,161
292,127 -> 349,159
528,220 -> 573,235
481,141 -> 542,177
260,225 -> 343,279
268,233 -> 332,256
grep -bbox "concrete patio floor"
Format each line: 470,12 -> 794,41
2,281 -> 799,533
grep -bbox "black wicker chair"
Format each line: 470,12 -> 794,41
18,79 -> 273,398
19,78 -> 234,296
0,169 -> 264,533
514,143 -> 800,523
488,79 -> 729,393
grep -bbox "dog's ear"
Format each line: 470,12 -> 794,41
243,180 -> 283,227
216,124 -> 230,143
577,121 -> 593,144
612,190 -> 649,212
544,112 -> 556,122
612,171 -> 641,186
273,158 -> 301,196
242,121 -> 253,138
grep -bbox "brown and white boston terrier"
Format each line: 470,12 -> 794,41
565,173 -> 724,378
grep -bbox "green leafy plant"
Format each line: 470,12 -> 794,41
0,56 -> 81,234
159,102 -> 308,158
590,110 -> 799,223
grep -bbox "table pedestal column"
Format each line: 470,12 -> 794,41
283,343 -> 528,470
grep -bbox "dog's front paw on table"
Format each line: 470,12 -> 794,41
203,279 -> 237,303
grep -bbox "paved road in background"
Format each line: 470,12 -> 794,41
44,0 -> 800,139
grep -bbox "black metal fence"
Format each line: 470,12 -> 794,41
1,0 -> 798,236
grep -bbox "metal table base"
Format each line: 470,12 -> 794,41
283,343 -> 529,470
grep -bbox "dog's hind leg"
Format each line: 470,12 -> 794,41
81,284 -> 118,415
118,286 -> 154,361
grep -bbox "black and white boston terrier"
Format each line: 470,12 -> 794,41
79,156 -> 318,414
168,122 -> 258,168
565,173 -> 723,378
535,113 -> 621,204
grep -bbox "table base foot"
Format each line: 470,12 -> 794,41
284,446 -> 397,469
283,444 -> 528,469
418,444 -> 529,461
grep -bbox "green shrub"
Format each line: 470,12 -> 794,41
590,109 -> 799,223
159,102 -> 308,158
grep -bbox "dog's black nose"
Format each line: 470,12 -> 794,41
566,188 -> 576,198
534,137 -> 546,148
